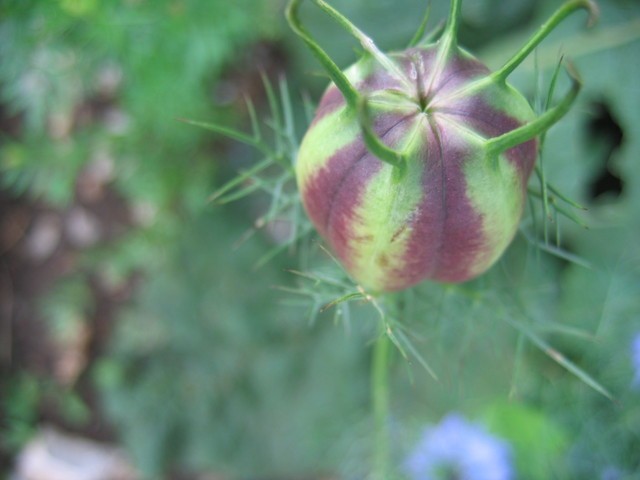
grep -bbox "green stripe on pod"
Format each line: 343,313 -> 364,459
343,115 -> 428,291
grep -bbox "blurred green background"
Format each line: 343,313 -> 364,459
1,0 -> 639,478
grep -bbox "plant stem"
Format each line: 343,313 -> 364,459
372,330 -> 391,479
486,62 -> 581,155
442,0 -> 462,49
357,97 -> 405,169
408,0 -> 432,48
491,0 -> 597,83
313,0 -> 412,89
286,0 -> 360,109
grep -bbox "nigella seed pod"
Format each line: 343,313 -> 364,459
288,0 -> 597,293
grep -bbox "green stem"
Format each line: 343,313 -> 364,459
540,56 -> 565,148
313,0 -> 411,89
538,57 -> 564,243
486,62 -> 581,155
492,0 -> 598,82
419,19 -> 446,46
408,0 -> 432,48
445,0 -> 462,41
438,0 -> 462,52
177,117 -> 274,157
358,97 -> 406,168
428,0 -> 462,96
372,331 -> 391,480
286,0 -> 360,109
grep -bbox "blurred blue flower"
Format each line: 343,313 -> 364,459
601,466 -> 624,480
632,333 -> 640,389
404,413 -> 513,480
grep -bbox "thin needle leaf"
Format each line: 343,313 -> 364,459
503,314 -> 613,401
279,76 -> 296,150
527,187 -> 589,228
321,292 -> 366,312
245,95 -> 262,141
520,228 -> 593,269
261,72 -> 284,152
546,182 -> 588,210
178,117 -> 268,153
408,0 -> 432,48
208,157 -> 273,203
394,327 -> 439,380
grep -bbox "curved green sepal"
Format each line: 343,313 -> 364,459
438,0 -> 462,53
431,0 -> 462,93
177,117 -> 271,155
419,19 -> 446,46
408,0 -> 432,48
492,0 -> 599,82
486,61 -> 582,155
286,0 -> 360,109
357,97 -> 406,169
313,0 -> 412,88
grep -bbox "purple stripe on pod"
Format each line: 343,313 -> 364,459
388,48 -> 439,101
428,143 -> 488,282
324,154 -> 380,269
305,124 -> 416,277
301,137 -> 370,240
301,114 -> 408,240
439,98 -> 520,138
312,58 -> 408,125
431,52 -> 490,96
358,60 -> 405,94
326,115 -> 423,274
438,95 -> 538,182
402,46 -> 489,100
389,124 -> 487,288
504,138 -> 538,184
311,84 -> 345,126
388,126 -> 443,288
395,47 -> 438,75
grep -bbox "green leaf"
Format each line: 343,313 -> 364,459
484,402 -> 569,480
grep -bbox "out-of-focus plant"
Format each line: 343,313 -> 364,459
632,334 -> 640,389
404,413 -> 513,480
0,0 -> 276,467
2,0 -> 640,478
0,0 -> 272,214
172,0 -> 640,478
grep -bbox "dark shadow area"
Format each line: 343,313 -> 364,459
586,100 -> 624,201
